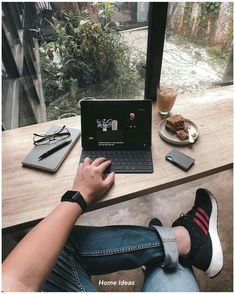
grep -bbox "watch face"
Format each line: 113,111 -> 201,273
61,191 -> 77,202
66,191 -> 77,198
72,193 -> 79,200
61,191 -> 87,213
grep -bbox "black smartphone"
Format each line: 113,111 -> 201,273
165,149 -> 195,171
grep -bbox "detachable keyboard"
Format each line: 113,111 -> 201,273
80,150 -> 154,173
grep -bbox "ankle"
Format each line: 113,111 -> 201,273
173,226 -> 191,256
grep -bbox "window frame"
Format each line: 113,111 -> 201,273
144,2 -> 169,101
145,2 -> 233,100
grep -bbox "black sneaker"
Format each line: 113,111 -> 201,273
172,188 -> 223,278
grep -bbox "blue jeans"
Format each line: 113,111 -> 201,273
41,225 -> 200,292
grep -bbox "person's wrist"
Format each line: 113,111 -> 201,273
60,201 -> 82,214
78,191 -> 93,206
72,187 -> 93,206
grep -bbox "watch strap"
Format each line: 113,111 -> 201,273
61,190 -> 88,213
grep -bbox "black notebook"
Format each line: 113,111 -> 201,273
22,126 -> 80,173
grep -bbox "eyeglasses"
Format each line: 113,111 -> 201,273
33,125 -> 71,146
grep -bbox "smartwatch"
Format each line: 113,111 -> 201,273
61,191 -> 88,213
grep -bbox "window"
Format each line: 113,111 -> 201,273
2,3 -> 46,130
160,2 -> 233,94
2,2 -> 150,129
4,2 -> 231,128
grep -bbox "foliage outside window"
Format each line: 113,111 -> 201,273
38,3 -> 146,121
160,2 -> 233,94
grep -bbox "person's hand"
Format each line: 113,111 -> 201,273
72,157 -> 115,205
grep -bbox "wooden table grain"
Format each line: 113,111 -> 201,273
2,86 -> 233,232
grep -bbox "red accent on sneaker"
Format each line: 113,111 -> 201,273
196,212 -> 209,228
193,217 -> 208,235
198,207 -> 209,220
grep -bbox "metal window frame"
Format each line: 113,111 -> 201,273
145,2 -> 169,101
2,2 -> 46,129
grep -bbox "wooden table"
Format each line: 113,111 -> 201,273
3,86 -> 233,233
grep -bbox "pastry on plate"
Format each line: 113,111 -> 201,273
165,115 -> 186,133
176,129 -> 189,141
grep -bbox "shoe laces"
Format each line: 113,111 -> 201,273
179,205 -> 197,220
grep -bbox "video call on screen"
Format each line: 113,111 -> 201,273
82,102 -> 151,149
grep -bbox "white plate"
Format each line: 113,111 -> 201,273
158,119 -> 199,145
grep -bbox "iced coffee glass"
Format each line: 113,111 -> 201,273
157,84 -> 177,116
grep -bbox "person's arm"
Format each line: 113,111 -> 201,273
2,157 -> 115,292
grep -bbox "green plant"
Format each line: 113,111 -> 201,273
40,50 -> 66,106
40,5 -> 142,102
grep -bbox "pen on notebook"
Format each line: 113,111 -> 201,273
38,139 -> 72,161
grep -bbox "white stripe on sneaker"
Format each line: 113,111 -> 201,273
205,191 -> 223,278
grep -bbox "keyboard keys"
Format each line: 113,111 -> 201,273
80,150 -> 153,173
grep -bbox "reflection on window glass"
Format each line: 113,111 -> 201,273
161,2 -> 233,94
2,2 -> 149,128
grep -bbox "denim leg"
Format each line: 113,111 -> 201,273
152,226 -> 178,269
41,225 -> 164,292
42,224 -> 199,292
41,241 -> 97,292
69,225 -> 165,275
143,225 -> 200,292
143,264 -> 200,292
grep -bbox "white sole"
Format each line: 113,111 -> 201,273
205,190 -> 223,278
